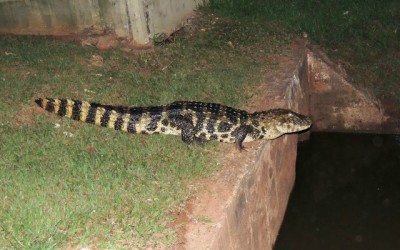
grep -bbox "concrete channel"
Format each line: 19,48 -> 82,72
177,39 -> 395,249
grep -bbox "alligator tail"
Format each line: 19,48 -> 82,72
35,97 -> 143,133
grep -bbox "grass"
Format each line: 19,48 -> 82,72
208,0 -> 400,104
0,13 -> 294,248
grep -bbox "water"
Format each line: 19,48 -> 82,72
275,133 -> 400,250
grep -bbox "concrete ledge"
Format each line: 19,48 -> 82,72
179,40 -> 310,250
179,40 -> 395,249
307,46 -> 389,133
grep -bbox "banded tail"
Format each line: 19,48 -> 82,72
34,97 -> 164,134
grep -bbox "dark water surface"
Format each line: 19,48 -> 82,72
275,133 -> 400,250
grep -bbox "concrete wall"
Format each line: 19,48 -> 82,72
0,0 -> 205,45
307,46 -> 391,133
149,0 -> 203,35
180,40 -> 392,249
181,40 -> 310,250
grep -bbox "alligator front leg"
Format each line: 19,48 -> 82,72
234,125 -> 254,151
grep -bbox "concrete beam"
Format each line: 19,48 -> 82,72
0,0 -> 206,46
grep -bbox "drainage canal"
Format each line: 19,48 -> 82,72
275,133 -> 400,250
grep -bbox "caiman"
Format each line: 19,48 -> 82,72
35,98 -> 312,150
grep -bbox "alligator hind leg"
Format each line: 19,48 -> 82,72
171,114 -> 207,145
181,126 -> 207,144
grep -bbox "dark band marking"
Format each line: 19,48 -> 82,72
168,115 -> 178,128
146,114 -> 161,131
100,109 -> 111,127
210,134 -> 218,140
195,111 -> 205,131
183,113 -> 193,122
181,102 -> 203,112
127,112 -> 141,134
129,109 -> 143,119
218,122 -> 232,132
228,115 -> 238,124
206,115 -> 218,134
205,103 -> 221,114
129,107 -> 144,115
94,104 -> 128,114
127,120 -> 136,133
35,98 -> 43,108
86,105 -> 98,124
167,102 -> 184,115
114,115 -> 124,131
72,100 -> 82,121
221,133 -> 229,138
239,111 -> 249,125
147,106 -> 163,115
161,119 -> 169,126
226,107 -> 240,124
58,99 -> 67,117
45,98 -> 55,113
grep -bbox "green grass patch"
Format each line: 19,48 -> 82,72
0,13 -> 294,248
207,0 -> 400,104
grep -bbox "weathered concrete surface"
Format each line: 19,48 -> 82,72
150,0 -> 205,38
0,0 -> 206,46
180,40 -> 310,250
0,1 -> 105,35
180,39 -> 396,249
307,47 -> 389,133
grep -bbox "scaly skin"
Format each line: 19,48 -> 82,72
35,98 -> 312,150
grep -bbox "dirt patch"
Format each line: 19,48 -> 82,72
89,54 -> 104,67
14,103 -> 43,127
170,200 -> 194,249
170,141 -> 262,249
